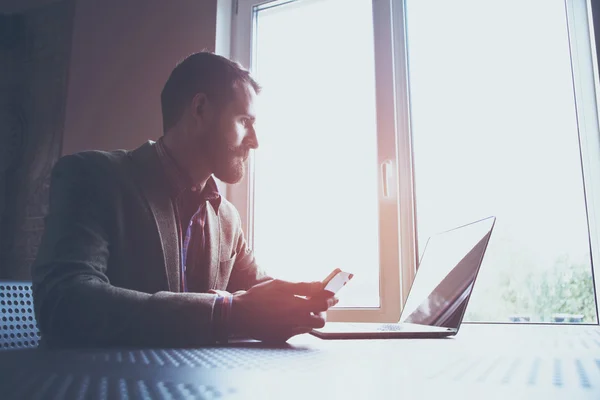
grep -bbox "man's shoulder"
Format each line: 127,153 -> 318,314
58,148 -> 129,167
53,144 -> 146,179
218,195 -> 241,223
219,193 -> 250,230
50,148 -> 141,196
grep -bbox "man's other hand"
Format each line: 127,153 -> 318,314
230,279 -> 338,343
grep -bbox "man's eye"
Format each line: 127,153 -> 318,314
241,118 -> 251,127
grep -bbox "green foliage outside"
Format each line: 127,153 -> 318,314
465,255 -> 597,323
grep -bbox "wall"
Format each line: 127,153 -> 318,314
61,0 -> 220,155
0,0 -> 225,279
0,0 -> 63,14
0,0 -> 76,279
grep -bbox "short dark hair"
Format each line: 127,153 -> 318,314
160,52 -> 261,132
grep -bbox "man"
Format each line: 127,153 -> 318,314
31,52 -> 336,348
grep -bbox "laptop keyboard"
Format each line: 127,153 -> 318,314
341,323 -> 407,332
377,324 -> 406,332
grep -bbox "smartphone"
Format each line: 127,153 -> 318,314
322,268 -> 354,295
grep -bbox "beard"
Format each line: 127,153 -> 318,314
207,136 -> 249,184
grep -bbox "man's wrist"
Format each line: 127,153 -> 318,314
229,292 -> 248,336
212,293 -> 233,344
221,293 -> 233,342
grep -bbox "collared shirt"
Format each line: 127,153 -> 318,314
155,137 -> 231,343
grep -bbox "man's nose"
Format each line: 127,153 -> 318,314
247,127 -> 259,149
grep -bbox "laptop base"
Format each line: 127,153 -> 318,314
311,322 -> 457,339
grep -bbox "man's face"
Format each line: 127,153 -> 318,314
205,84 -> 259,184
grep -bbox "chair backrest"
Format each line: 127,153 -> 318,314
0,281 -> 40,350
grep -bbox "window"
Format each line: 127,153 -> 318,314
250,0 -> 382,310
404,0 -> 599,323
231,0 -> 600,324
232,0 -> 403,321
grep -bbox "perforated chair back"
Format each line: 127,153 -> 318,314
0,281 -> 40,350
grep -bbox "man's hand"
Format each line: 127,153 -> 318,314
230,279 -> 338,343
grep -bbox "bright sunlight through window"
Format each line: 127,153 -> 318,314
251,0 -> 380,307
405,0 -> 597,323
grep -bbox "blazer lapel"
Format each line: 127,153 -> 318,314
205,205 -> 221,290
128,141 -> 181,292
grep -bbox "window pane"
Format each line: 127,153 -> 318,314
252,0 -> 380,307
405,0 -> 598,323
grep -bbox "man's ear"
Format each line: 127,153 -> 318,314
191,92 -> 212,126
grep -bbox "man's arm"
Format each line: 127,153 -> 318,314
209,203 -> 339,343
225,213 -> 272,293
32,154 -> 218,348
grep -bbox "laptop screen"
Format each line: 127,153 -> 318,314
399,216 -> 496,328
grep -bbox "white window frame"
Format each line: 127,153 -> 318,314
227,0 -> 600,324
229,0 -> 416,322
566,0 -> 600,321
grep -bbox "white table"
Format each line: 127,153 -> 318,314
0,323 -> 598,399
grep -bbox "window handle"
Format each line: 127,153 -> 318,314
381,160 -> 393,198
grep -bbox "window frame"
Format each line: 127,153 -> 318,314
565,0 -> 600,322
228,0 -> 600,324
398,0 -> 600,325
230,0 -> 411,322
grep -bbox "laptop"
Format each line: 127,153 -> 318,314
310,216 -> 496,339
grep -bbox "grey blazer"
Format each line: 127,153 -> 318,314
31,141 -> 270,348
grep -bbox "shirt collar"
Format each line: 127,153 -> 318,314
155,136 -> 221,211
